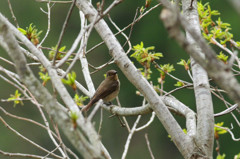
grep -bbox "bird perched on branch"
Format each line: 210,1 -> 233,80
81,70 -> 120,112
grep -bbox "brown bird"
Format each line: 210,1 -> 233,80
81,70 -> 120,112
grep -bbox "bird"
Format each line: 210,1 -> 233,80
81,70 -> 120,112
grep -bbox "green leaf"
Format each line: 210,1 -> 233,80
8,90 -> 23,106
214,122 -> 228,135
48,45 -> 67,60
62,71 -> 77,90
159,64 -> 175,73
39,72 -> 50,81
174,81 -> 184,87
236,41 -> 240,47
177,59 -> 185,66
69,111 -> 79,121
216,154 -> 226,159
217,52 -> 228,63
74,94 -> 88,107
18,28 -> 27,35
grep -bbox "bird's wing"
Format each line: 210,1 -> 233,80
92,79 -> 119,101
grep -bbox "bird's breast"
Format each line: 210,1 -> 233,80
103,80 -> 120,102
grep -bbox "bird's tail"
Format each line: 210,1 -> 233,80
81,102 -> 92,112
81,97 -> 97,112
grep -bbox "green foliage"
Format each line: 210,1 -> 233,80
157,64 -> 175,82
198,2 -> 240,46
177,59 -> 191,70
39,65 -> 47,73
49,45 -> 67,60
8,90 -> 23,107
74,94 -> 88,107
174,81 -> 185,87
62,71 -> 77,90
131,42 -> 163,79
234,153 -> 240,159
70,111 -> 79,121
216,154 -> 226,159
69,111 -> 79,129
139,0 -> 152,14
18,23 -> 42,46
131,42 -> 163,66
39,72 -> 50,86
214,122 -> 228,135
198,2 -> 220,35
138,68 -> 152,79
159,64 -> 175,74
214,122 -> 228,140
236,41 -> 240,47
217,52 -> 228,64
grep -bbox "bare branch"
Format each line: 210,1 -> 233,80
52,0 -> 76,66
7,0 -> 19,27
36,0 -> 72,3
0,13 -> 108,158
160,1 -> 240,112
38,2 -> 51,47
136,112 -> 155,132
0,117 -> 63,159
75,2 -> 194,157
215,125 -> 240,141
0,149 -> 52,159
121,115 -> 141,159
214,104 -> 238,117
145,133 -> 155,159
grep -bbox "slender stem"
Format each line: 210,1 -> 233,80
52,0 -> 76,66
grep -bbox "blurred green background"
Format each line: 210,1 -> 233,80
0,0 -> 239,158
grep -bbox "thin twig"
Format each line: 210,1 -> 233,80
116,96 -> 130,132
89,58 -> 114,74
211,89 -> 240,127
121,115 -> 141,159
0,57 -> 15,66
52,0 -> 76,66
27,89 -> 68,158
87,100 -> 103,121
36,0 -> 72,3
0,149 -> 51,159
211,38 -> 240,68
0,74 -> 24,94
163,84 -> 193,96
76,11 -> 97,95
38,2 -> 51,47
98,107 -> 104,134
0,106 -> 60,139
153,61 -> 192,85
7,0 -> 19,27
135,112 -> 155,132
214,104 -> 238,117
108,14 -> 132,54
85,3 -> 161,55
145,133 -> 155,159
215,125 -> 240,141
55,27 -> 85,68
0,117 -> 63,159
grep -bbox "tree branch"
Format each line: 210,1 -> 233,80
182,0 -> 214,157
75,1 -> 195,158
0,14 -> 108,158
